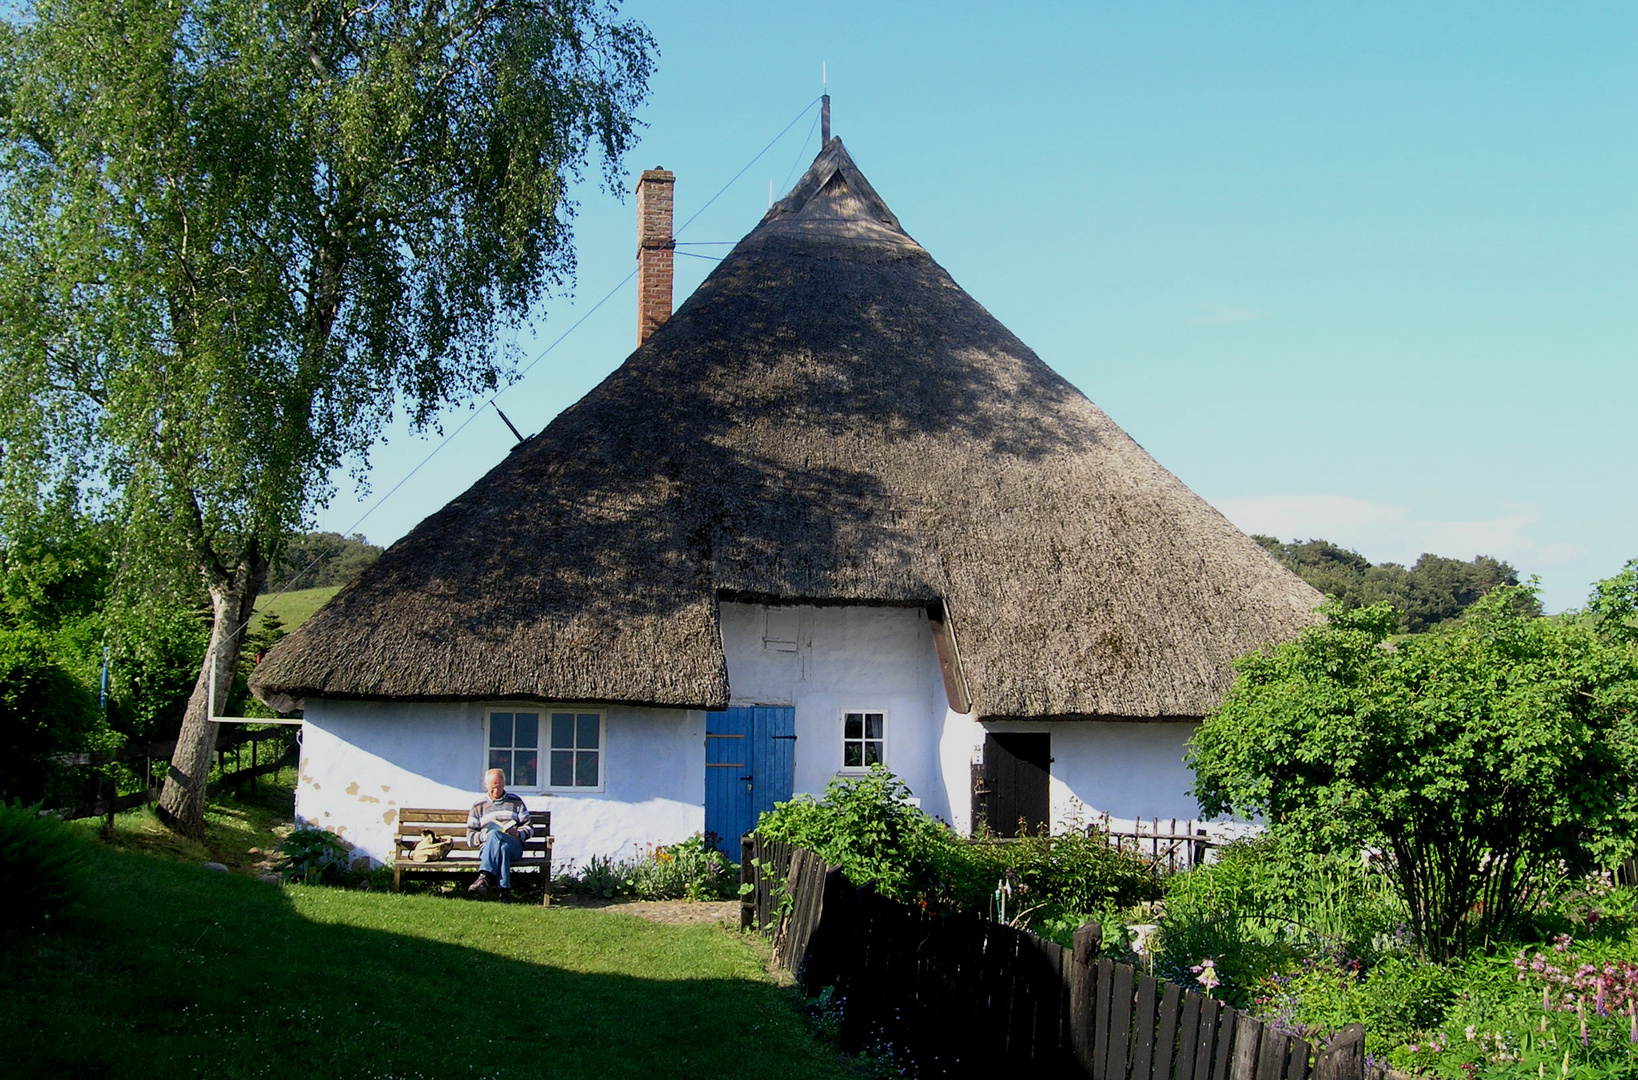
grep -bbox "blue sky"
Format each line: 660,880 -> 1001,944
315,2 -> 1637,613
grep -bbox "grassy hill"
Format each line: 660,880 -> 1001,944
252,584 -> 340,635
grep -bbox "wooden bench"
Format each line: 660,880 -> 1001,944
393,807 -> 553,904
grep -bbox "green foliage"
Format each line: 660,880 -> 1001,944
275,826 -> 350,884
755,766 -> 1158,925
1253,536 -> 1538,633
0,0 -> 657,829
0,626 -> 104,802
1256,955 -> 1459,1058
0,801 -> 89,933
755,766 -> 958,904
1191,589 -> 1638,959
959,828 -> 1163,923
264,532 -> 382,593
570,852 -> 639,899
1251,884 -> 1638,1077
1586,558 -> 1638,646
1153,837 -> 1406,1006
629,835 -> 738,901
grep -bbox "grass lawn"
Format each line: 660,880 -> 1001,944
3,788 -> 857,1080
253,584 -> 341,634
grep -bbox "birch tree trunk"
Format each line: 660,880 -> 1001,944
156,554 -> 267,838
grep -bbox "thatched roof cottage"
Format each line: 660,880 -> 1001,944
252,139 -> 1320,869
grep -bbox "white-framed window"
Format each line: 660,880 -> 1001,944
547,709 -> 605,791
487,709 -> 542,789
841,709 -> 886,771
486,707 -> 604,792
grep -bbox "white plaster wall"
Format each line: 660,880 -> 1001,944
719,602 -> 958,823
978,719 -> 1203,830
297,699 -> 705,870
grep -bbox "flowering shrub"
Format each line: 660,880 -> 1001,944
1241,888 -> 1638,1078
629,834 -> 736,901
1513,936 -> 1638,1054
563,835 -> 737,901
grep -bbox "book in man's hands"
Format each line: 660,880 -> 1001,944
486,820 -> 519,835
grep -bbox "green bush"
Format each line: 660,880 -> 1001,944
755,766 -> 953,904
0,626 -> 104,804
1154,836 -> 1406,1006
572,852 -> 637,898
629,834 -> 737,901
755,766 -> 1159,928
0,801 -> 89,934
276,826 -> 351,884
1191,591 -> 1638,959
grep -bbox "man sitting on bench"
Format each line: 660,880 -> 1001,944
466,768 -> 533,899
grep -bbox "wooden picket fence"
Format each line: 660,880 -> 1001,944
741,835 -> 1378,1080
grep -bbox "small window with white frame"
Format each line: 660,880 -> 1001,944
546,709 -> 604,791
487,709 -> 541,789
842,709 -> 885,771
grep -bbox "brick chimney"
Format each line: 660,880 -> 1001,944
635,168 -> 674,345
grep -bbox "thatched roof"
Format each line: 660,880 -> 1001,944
252,139 -> 1322,719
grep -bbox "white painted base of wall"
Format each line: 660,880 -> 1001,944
297,699 -> 705,871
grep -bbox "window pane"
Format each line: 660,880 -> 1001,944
515,751 -> 537,788
514,713 -> 539,748
551,713 -> 575,750
865,713 -> 883,740
576,750 -> 599,788
490,713 -> 513,748
864,742 -> 882,766
844,742 -> 862,768
844,713 -> 862,739
577,714 -> 600,750
550,750 -> 575,787
488,748 -> 511,777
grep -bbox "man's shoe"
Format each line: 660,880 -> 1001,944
497,889 -> 513,904
468,872 -> 493,895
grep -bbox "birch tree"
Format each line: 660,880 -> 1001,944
0,0 -> 655,835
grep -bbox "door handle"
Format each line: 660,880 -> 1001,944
740,775 -> 753,783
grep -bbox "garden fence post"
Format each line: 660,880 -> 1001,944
740,834 -> 755,930
1067,919 -> 1102,1077
1312,1024 -> 1364,1080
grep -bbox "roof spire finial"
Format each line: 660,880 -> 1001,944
821,63 -> 830,144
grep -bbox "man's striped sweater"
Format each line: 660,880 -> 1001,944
467,791 -> 533,846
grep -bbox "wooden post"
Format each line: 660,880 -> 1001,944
740,834 -> 755,931
1066,921 -> 1102,1076
1313,1024 -> 1364,1080
100,773 -> 114,838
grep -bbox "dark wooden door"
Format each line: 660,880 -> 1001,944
977,732 -> 1050,837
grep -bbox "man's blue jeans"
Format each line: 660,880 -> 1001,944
480,830 -> 524,889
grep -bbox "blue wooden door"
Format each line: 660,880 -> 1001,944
705,706 -> 795,856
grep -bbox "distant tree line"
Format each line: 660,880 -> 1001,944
264,533 -> 382,594
1252,537 -> 1538,632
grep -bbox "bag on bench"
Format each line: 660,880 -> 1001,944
410,829 -> 456,862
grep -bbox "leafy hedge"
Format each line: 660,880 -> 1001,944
0,800 -> 89,933
753,766 -> 1159,926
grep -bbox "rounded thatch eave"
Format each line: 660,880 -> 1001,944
252,138 -> 1321,717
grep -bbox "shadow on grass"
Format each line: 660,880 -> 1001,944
2,844 -> 849,1080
